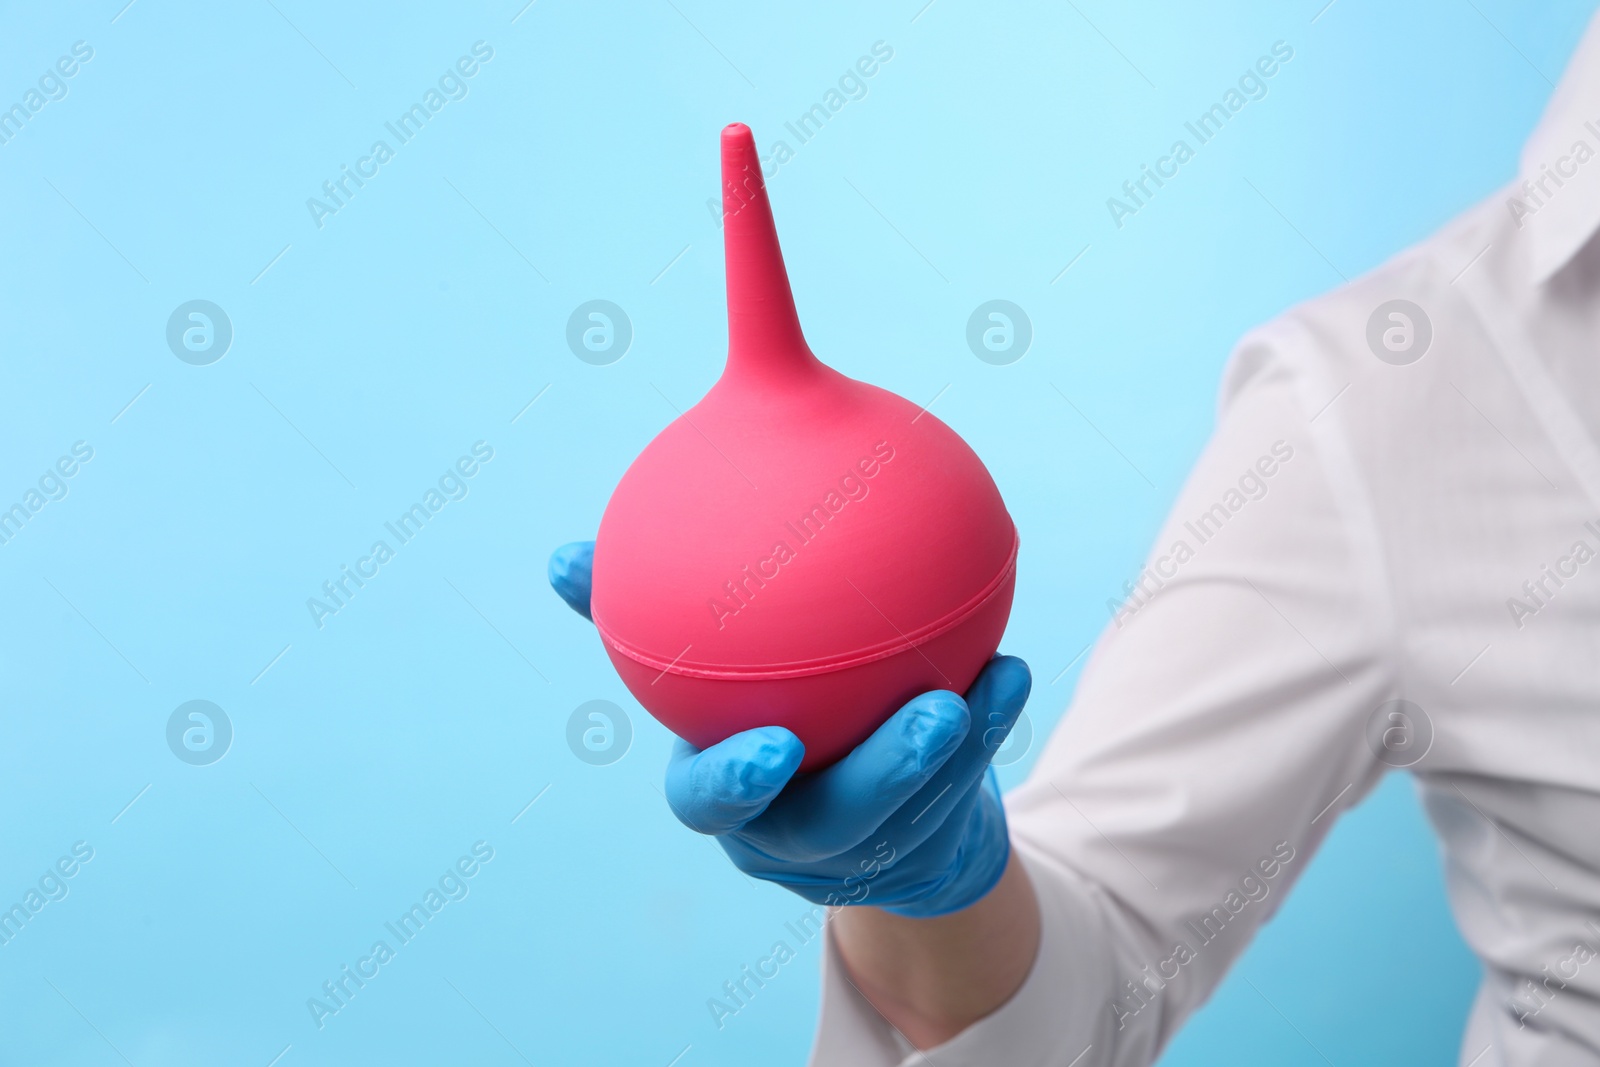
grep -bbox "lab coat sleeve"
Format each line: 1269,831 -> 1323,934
807,320 -> 1400,1066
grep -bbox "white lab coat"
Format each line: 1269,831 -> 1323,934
811,13 -> 1600,1066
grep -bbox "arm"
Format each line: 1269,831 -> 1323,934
829,850 -> 1040,1048
811,329 -> 1399,1065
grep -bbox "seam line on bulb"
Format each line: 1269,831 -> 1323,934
595,528 -> 1019,680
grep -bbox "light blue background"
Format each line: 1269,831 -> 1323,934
0,1 -> 1591,1063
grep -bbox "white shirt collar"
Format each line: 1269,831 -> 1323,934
1518,12 -> 1600,285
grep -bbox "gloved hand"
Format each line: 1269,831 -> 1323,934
549,540 -> 1029,917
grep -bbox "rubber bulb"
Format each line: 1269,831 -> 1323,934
591,123 -> 1017,771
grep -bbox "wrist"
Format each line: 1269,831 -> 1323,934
833,850 -> 1041,1049
881,831 -> 1011,918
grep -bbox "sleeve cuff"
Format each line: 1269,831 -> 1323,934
808,843 -> 1118,1067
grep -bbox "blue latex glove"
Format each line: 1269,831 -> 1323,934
549,540 -> 1029,916
548,540 -> 594,620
